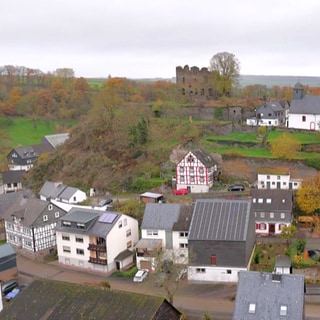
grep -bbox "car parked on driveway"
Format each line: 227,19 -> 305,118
228,184 -> 245,192
172,188 -> 188,195
2,279 -> 18,296
5,287 -> 21,301
133,269 -> 149,282
308,249 -> 320,261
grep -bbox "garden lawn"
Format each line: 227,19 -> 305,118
1,117 -> 76,146
267,130 -> 320,144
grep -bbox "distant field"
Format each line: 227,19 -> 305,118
0,117 -> 76,147
87,78 -> 106,88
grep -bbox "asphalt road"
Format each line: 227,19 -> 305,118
16,254 -> 320,320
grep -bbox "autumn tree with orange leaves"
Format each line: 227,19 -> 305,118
296,173 -> 320,215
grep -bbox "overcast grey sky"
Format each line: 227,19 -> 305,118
2,0 -> 320,79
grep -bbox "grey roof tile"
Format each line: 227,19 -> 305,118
189,199 -> 252,241
141,203 -> 181,230
233,271 -> 304,320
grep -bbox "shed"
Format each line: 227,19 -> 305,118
140,192 -> 164,204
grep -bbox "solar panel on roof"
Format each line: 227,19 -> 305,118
98,212 -> 117,224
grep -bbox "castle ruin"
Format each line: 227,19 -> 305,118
176,65 -> 214,99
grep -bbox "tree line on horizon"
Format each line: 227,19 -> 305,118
2,53 -> 320,122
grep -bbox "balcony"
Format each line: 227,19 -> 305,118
88,257 -> 107,265
88,243 -> 106,252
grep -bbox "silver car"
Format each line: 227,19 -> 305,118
133,269 -> 149,282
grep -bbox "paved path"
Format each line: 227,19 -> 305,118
16,255 -> 320,319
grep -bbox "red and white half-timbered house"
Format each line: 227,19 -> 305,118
175,149 -> 220,193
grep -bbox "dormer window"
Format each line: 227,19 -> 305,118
62,221 -> 71,227
280,305 -> 287,316
76,223 -> 85,229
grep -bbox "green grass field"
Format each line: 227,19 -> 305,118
0,117 -> 77,147
204,128 -> 320,160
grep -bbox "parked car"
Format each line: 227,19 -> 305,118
228,184 -> 245,192
5,287 -> 21,301
133,269 -> 149,282
2,279 -> 18,296
172,188 -> 188,195
308,249 -> 320,261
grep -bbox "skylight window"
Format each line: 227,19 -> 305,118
280,305 -> 287,316
248,303 -> 256,314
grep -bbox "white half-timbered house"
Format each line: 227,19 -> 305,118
175,149 -> 219,193
2,195 -> 67,255
56,207 -> 139,273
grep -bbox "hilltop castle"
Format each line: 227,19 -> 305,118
176,65 -> 214,99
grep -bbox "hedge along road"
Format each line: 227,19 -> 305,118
16,254 -> 320,320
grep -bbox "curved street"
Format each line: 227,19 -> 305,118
15,254 -> 320,320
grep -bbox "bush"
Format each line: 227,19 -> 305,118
130,177 -> 162,192
113,266 -> 138,278
306,157 -> 320,170
100,281 -> 111,288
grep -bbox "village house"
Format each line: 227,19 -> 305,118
39,181 -> 87,204
0,190 -> 33,241
257,167 -> 302,190
6,133 -> 69,172
0,279 -> 183,320
188,199 -> 255,283
41,133 -> 69,149
56,207 -> 139,273
233,271 -> 305,320
7,143 -> 55,171
288,82 -> 320,131
246,100 -> 289,127
2,194 -> 67,256
135,203 -> 192,269
1,170 -> 25,193
174,149 -> 220,193
250,189 -> 293,236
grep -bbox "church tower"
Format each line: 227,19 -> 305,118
292,82 -> 304,100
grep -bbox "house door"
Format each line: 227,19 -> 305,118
269,224 -> 275,234
267,182 -> 270,189
277,182 -> 281,189
116,261 -> 121,270
310,122 -> 315,130
289,182 -> 292,190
